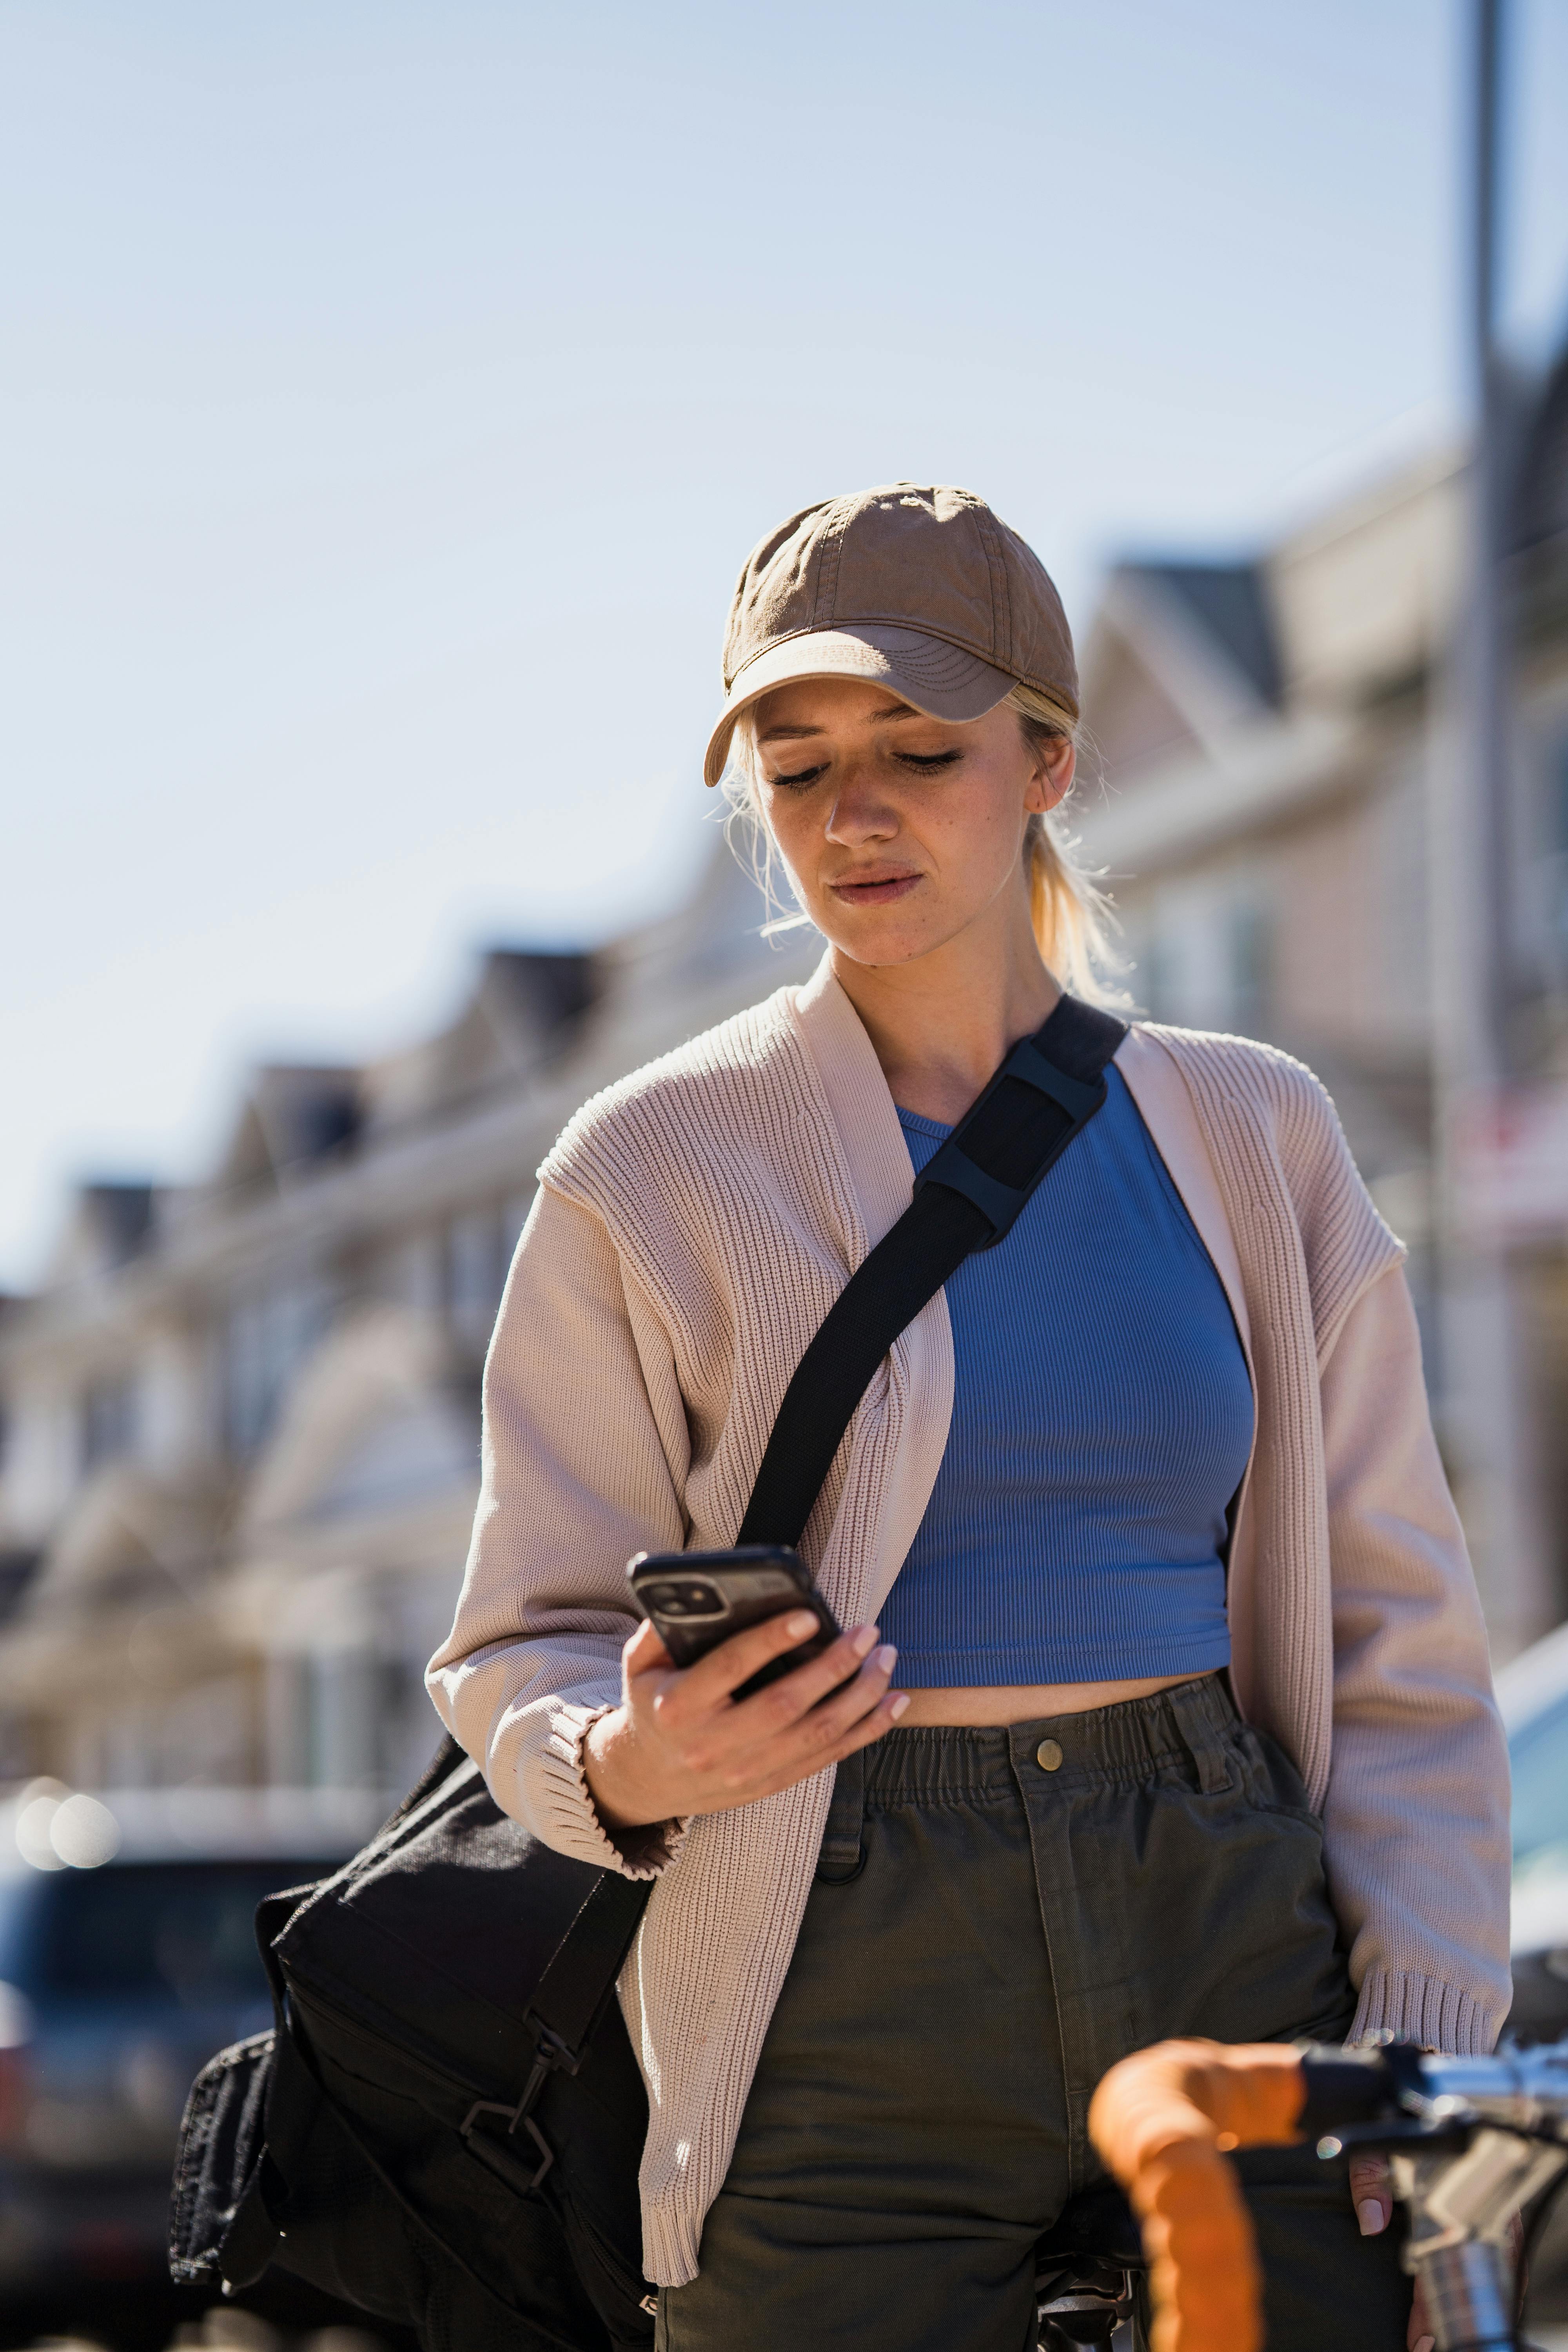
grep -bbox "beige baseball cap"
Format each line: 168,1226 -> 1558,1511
703,482 -> 1078,786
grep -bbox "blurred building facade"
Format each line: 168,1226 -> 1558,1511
0,846 -> 815,1802
3,348 -> 1568,1804
1076,334 -> 1568,1649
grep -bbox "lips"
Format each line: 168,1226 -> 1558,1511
827,870 -> 922,906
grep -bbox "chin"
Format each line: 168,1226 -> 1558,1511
821,916 -> 945,969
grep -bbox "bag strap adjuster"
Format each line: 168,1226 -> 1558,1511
459,2023 -> 579,2194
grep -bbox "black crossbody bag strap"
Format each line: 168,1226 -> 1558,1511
737,990 -> 1127,1548
520,993 -> 1126,2069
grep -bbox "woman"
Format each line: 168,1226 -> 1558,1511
428,483 -> 1509,2352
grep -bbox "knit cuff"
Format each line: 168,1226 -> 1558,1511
1348,1967 -> 1503,2056
529,1699 -> 689,1881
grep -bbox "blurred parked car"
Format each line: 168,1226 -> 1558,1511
1497,1623 -> 1568,2045
0,1779 -> 380,2305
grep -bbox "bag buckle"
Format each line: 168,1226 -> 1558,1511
459,2025 -> 578,2194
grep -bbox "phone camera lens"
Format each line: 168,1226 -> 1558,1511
641,1577 -> 725,1618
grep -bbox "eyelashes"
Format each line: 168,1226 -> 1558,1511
764,751 -> 962,790
768,763 -> 831,790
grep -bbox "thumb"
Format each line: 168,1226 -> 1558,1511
624,1616 -> 675,1677
1347,2152 -> 1393,2236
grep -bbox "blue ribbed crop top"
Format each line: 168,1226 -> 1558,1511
880,1065 -> 1254,1688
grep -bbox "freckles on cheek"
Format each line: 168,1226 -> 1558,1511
763,805 -> 819,885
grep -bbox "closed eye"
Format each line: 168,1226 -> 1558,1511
897,751 -> 962,771
768,762 -> 830,789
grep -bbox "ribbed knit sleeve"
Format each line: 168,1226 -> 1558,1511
1146,1025 -> 1510,2053
1317,1267 -> 1512,2052
425,1182 -> 692,1878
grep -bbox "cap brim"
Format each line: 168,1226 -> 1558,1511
702,626 -> 1016,786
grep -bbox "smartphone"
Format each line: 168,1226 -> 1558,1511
626,1545 -> 844,1700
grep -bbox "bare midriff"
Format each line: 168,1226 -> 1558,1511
896,1668 -> 1214,1727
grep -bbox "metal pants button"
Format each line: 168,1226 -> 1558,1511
1036,1737 -> 1063,1772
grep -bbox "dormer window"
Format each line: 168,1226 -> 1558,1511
80,1372 -> 137,1474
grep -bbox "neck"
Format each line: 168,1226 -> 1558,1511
829,897 -> 1061,1127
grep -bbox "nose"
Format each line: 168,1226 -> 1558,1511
823,753 -> 900,847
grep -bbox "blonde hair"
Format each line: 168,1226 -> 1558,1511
720,678 -> 1126,1007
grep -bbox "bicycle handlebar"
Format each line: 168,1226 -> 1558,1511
1087,2040 -> 1306,2352
1089,2037 -> 1568,2352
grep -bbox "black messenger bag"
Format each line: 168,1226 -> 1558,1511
170,995 -> 1125,2351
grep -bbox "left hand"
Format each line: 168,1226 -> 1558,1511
1348,2154 -> 1432,2352
1349,2153 -> 1525,2352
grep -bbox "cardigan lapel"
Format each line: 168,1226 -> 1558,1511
790,953 -> 956,1623
793,953 -> 922,1252
1116,1025 -> 1254,1365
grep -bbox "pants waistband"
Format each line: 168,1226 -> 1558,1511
817,1675 -> 1238,1884
865,1673 -> 1238,1804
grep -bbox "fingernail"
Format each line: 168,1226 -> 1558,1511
1356,2199 -> 1384,2236
850,1624 -> 878,1657
873,1645 -> 898,1674
1415,2339 -> 1435,2352
890,1693 -> 910,1718
786,1612 -> 817,1639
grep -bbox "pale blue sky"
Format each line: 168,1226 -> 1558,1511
4,0 -> 1567,1286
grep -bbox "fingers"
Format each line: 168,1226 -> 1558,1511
1408,2276 -> 1434,2352
832,1686 -> 910,1751
743,1685 -> 910,1803
733,1621 -> 886,1725
1348,2152 -> 1392,2236
686,1642 -> 902,1802
750,1645 -> 902,1783
679,1607 -> 827,1706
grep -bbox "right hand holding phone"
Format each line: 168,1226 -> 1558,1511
583,1609 -> 906,1832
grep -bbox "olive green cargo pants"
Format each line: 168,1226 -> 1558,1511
658,1675 -> 1411,2352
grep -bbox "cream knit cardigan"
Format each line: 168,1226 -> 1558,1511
428,956 -> 1511,2288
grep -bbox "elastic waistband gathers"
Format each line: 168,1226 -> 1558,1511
860,1671 -> 1238,1805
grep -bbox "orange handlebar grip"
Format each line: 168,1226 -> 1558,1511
1087,2040 -> 1307,2352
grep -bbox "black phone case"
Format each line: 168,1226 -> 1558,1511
628,1546 -> 842,1699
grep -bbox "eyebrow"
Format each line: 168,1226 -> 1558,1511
757,701 -> 922,744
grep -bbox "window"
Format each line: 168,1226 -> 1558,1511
80,1372 -> 137,1474
1139,877 -> 1274,1034
1228,895 -> 1275,1033
1544,728 -> 1568,973
223,1279 -> 328,1457
445,1207 -> 508,1348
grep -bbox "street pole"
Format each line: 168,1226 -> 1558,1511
1429,0 -> 1548,1657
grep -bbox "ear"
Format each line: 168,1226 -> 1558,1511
1024,731 -> 1076,817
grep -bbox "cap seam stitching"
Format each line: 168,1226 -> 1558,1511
973,505 -> 1013,670
811,499 -> 853,630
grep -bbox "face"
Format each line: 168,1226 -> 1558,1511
750,676 -> 1074,970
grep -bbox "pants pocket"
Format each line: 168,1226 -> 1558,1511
1236,1721 -> 1321,1823
815,1748 -> 866,1884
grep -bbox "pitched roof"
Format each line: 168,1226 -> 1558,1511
1129,562 -> 1283,708
81,1183 -> 156,1265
